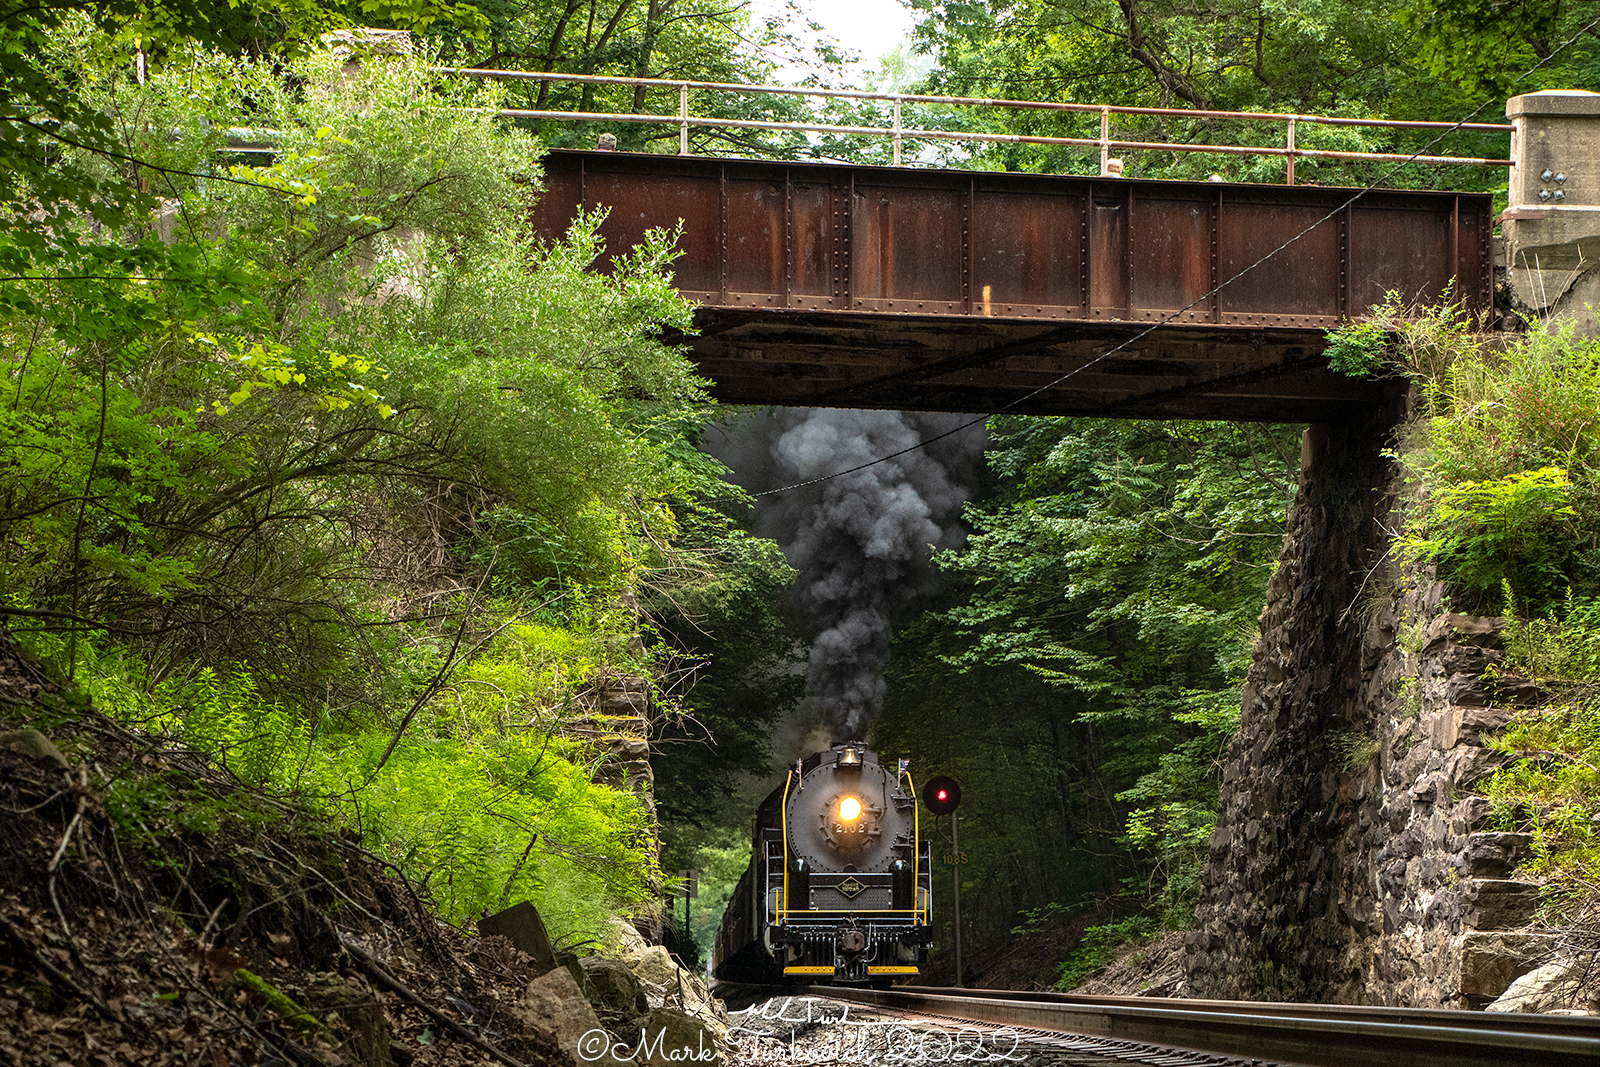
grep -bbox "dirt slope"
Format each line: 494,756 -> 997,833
0,667 -> 568,1067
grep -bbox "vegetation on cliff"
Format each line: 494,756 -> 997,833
1336,307 -> 1600,965
0,8 -> 797,958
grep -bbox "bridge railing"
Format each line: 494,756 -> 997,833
438,67 -> 1513,184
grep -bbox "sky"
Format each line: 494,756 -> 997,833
747,0 -> 922,85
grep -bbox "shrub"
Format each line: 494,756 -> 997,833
1399,466 -> 1578,610
1054,916 -> 1159,991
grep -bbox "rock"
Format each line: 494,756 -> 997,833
478,900 -> 557,972
624,945 -> 729,1041
617,1008 -> 723,1067
1448,746 -> 1514,791
1458,932 -> 1554,1000
517,965 -> 618,1063
628,944 -> 684,990
1455,705 -> 1516,745
613,736 -> 649,759
0,728 -> 69,771
1422,614 -> 1506,652
1463,833 -> 1534,879
1485,959 -> 1586,1013
1432,703 -> 1518,752
1463,879 -> 1543,930
608,917 -> 649,956
582,955 -> 648,1015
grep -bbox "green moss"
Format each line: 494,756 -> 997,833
234,969 -> 328,1035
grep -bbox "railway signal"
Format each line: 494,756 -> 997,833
920,775 -> 967,985
922,776 -> 961,815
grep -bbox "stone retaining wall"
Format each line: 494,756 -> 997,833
1187,413 -> 1554,1007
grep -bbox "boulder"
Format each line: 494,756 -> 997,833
518,965 -> 611,1063
624,945 -> 729,1041
1485,959 -> 1586,1013
608,917 -> 649,956
582,955 -> 648,1016
1458,932 -> 1554,1001
617,1008 -> 723,1067
478,900 -> 557,973
628,945 -> 683,990
0,728 -> 69,771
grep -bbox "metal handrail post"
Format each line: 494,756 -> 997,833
1100,106 -> 1110,174
1286,116 -> 1296,185
679,82 -> 690,154
893,96 -> 903,166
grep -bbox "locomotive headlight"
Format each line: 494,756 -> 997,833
838,796 -> 862,822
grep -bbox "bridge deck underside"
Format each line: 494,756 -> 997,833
533,151 -> 1492,421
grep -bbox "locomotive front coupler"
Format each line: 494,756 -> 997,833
837,918 -> 869,956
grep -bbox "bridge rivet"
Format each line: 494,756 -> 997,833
1542,170 -> 1554,182
1540,189 -> 1552,201
1556,173 -> 1567,183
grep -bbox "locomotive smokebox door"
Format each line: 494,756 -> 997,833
787,744 -> 899,884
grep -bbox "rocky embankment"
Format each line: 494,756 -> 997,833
0,689 -> 729,1066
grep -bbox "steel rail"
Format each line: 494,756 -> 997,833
805,985 -> 1600,1067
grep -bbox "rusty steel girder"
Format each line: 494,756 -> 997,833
531,150 -> 1492,421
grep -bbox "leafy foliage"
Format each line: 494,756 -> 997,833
0,26 -> 794,946
1393,315 -> 1600,614
872,416 -> 1297,943
899,0 -> 1595,189
1402,466 -> 1578,607
1325,317 -> 1396,378
1053,915 -> 1158,991
1388,312 -> 1600,935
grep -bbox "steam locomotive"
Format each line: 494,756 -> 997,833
711,742 -> 933,985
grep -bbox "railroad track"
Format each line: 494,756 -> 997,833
790,984 -> 1600,1067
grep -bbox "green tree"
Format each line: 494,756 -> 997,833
899,0 -> 1595,182
874,416 -> 1298,943
1,29 -> 790,941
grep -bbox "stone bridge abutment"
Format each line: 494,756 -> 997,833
1186,90 -> 1600,1006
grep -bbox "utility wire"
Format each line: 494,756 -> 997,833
728,15 -> 1600,503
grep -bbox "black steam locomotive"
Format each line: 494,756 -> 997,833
712,742 -> 933,985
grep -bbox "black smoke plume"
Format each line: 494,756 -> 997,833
710,408 -> 986,743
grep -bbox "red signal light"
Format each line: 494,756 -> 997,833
922,775 -> 961,815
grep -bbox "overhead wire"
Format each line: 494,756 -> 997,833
724,14 -> 1600,503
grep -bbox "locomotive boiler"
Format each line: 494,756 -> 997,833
712,742 -> 933,985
